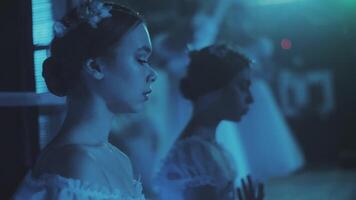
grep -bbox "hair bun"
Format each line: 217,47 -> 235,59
42,57 -> 68,97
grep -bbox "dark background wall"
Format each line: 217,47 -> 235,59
0,0 -> 39,198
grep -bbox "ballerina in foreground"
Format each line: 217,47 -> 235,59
13,1 -> 157,199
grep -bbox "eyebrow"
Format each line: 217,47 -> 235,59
240,80 -> 251,86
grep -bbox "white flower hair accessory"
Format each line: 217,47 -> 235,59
77,0 -> 112,28
53,21 -> 68,38
54,0 -> 112,37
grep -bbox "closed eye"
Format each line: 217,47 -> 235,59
236,82 -> 250,91
137,58 -> 150,65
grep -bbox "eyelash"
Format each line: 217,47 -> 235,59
236,83 -> 249,91
137,59 -> 150,65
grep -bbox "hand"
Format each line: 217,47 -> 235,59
236,175 -> 264,200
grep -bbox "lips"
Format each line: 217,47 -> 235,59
143,90 -> 152,100
143,90 -> 152,96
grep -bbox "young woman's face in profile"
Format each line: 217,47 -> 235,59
98,23 -> 157,113
222,68 -> 253,121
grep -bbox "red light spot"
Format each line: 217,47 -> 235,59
281,39 -> 292,50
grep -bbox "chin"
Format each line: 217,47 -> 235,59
128,103 -> 145,113
227,117 -> 242,122
107,102 -> 143,114
131,106 -> 144,113
120,106 -> 143,114
225,112 -> 245,122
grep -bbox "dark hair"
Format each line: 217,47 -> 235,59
42,2 -> 144,97
180,44 -> 251,101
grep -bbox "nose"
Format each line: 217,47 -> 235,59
146,67 -> 158,83
246,91 -> 253,104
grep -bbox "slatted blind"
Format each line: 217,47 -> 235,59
32,0 -> 53,93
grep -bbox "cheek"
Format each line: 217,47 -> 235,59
230,88 -> 242,104
108,59 -> 145,89
109,58 -> 133,79
101,72 -> 145,112
231,90 -> 246,111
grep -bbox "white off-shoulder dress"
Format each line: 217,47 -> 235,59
155,136 -> 237,200
12,143 -> 146,200
13,171 -> 145,200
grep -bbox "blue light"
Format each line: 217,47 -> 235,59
254,0 -> 301,5
33,50 -> 49,93
32,0 -> 53,45
32,0 -> 53,93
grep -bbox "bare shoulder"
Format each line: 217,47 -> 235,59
33,144 -> 109,186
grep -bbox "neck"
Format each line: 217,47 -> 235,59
180,106 -> 222,141
55,94 -> 114,146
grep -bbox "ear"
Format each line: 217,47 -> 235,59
216,85 -> 232,104
194,88 -> 224,113
83,58 -> 105,80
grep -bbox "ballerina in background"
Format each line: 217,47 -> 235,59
155,44 -> 264,200
13,1 -> 157,199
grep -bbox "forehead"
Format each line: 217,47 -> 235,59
232,68 -> 251,83
115,23 -> 152,53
